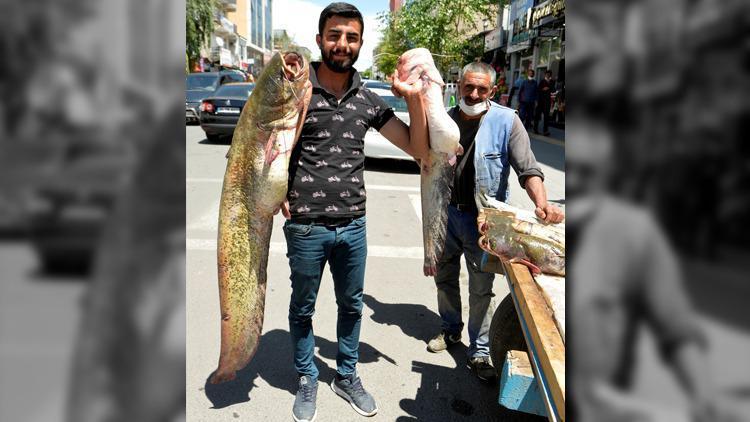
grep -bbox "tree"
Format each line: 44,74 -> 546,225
186,0 -> 216,72
374,0 -> 499,78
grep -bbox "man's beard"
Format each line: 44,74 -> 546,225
321,47 -> 359,73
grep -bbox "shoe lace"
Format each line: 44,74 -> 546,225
300,380 -> 315,402
348,376 -> 367,397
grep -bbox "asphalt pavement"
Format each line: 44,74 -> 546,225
185,124 -> 564,421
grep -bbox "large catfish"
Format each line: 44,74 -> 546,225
210,51 -> 311,384
396,48 -> 461,276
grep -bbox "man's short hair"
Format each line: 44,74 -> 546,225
460,62 -> 496,86
318,2 -> 364,36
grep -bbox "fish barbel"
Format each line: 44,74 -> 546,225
210,51 -> 311,384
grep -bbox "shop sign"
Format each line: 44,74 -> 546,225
532,0 -> 565,27
509,0 -> 534,46
484,28 -> 503,52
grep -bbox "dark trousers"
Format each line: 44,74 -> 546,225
535,99 -> 551,133
519,101 -> 535,128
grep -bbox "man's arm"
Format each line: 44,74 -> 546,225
378,76 -> 430,161
507,115 -> 564,223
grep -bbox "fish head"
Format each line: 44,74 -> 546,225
253,51 -> 310,124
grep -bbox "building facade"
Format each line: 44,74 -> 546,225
207,0 -> 273,76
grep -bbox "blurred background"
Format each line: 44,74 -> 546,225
567,0 -> 750,420
0,0 -> 185,421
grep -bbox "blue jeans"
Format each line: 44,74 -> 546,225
434,206 -> 495,358
284,216 -> 367,381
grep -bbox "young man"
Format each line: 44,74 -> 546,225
426,62 -> 563,381
279,3 -> 429,421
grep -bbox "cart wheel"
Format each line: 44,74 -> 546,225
489,293 -> 527,373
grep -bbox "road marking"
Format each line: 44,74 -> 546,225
187,238 -> 423,259
186,178 -> 420,193
366,184 -> 420,192
188,200 -> 220,230
409,194 -> 422,222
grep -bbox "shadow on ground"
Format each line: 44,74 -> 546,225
203,328 -> 396,409
363,293 -> 442,344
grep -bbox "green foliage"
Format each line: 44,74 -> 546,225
186,0 -> 216,69
374,0 -> 499,77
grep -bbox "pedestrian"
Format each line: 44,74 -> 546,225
278,3 -> 429,421
426,61 -> 563,381
507,70 -> 526,109
518,68 -> 538,128
534,70 -> 554,135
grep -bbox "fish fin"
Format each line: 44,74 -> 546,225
509,257 -> 542,275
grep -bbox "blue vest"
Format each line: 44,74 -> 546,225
466,102 -> 516,202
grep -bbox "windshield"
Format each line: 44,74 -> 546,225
377,94 -> 408,113
214,84 -> 255,98
186,74 -> 219,91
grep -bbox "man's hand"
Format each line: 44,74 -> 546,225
535,202 -> 564,224
390,70 -> 423,99
274,200 -> 291,219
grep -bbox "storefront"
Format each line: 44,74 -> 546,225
530,0 -> 565,83
506,0 -> 535,86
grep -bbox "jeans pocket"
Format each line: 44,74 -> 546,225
284,222 -> 312,236
351,216 -> 366,227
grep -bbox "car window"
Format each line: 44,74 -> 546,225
187,74 -> 219,91
376,93 -> 408,113
214,84 -> 255,98
364,81 -> 392,90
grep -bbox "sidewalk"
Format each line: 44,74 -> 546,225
528,125 -> 565,146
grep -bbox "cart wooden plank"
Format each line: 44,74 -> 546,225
504,261 -> 566,422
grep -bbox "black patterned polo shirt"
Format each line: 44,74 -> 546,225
287,62 -> 395,221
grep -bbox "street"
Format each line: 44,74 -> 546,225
185,124 -> 564,421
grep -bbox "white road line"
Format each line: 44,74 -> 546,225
187,238 -> 423,259
366,184 -> 420,192
186,178 -> 420,193
408,194 -> 422,222
187,200 -> 220,230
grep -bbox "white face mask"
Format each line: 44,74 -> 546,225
459,98 -> 488,116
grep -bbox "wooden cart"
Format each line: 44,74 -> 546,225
478,207 -> 565,422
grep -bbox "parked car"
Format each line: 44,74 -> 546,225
198,82 -> 255,142
186,71 -> 246,124
362,79 -> 392,91
363,88 -> 414,161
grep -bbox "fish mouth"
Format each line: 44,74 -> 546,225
282,52 -> 306,81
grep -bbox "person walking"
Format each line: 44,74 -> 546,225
534,70 -> 554,135
518,68 -> 539,129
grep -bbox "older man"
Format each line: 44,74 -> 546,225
426,61 -> 563,381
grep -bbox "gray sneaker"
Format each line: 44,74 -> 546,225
467,356 -> 497,381
293,375 -> 318,422
427,330 -> 462,353
330,372 -> 378,417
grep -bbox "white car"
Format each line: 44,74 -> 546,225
363,88 -> 414,161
